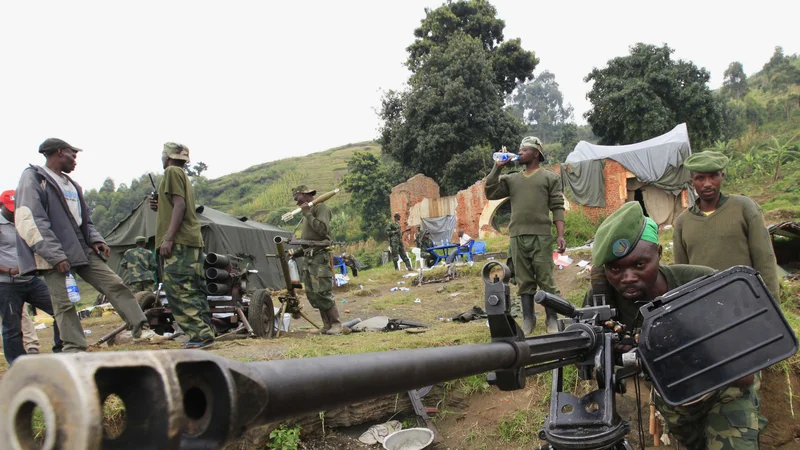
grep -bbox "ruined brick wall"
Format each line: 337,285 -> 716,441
568,159 -> 629,223
390,174 -> 441,247
454,180 -> 488,241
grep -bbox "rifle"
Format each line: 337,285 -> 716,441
0,265 -> 794,449
148,173 -> 158,202
284,238 -> 343,249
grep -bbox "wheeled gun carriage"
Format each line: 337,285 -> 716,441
2,263 -> 795,449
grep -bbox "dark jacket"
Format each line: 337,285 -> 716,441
15,165 -> 104,275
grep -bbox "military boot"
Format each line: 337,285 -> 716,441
325,305 -> 343,335
545,307 -> 559,334
313,310 -> 331,334
520,294 -> 536,335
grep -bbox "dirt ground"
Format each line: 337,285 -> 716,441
1,260 -> 798,450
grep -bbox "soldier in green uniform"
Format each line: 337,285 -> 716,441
386,213 -> 412,271
485,136 -> 566,334
290,185 -> 342,335
120,236 -> 156,292
674,151 -> 780,298
150,142 -> 215,348
416,229 -> 436,268
586,202 -> 766,450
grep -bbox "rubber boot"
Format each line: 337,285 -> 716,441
325,306 -> 342,336
314,309 -> 331,334
520,294 -> 536,335
393,260 -> 399,271
403,261 -> 412,271
545,307 -> 559,334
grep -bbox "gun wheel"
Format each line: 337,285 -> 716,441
248,289 -> 276,338
134,291 -> 157,310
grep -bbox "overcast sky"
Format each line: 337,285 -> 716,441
1,0 -> 797,191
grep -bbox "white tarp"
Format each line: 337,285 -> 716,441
565,123 -> 692,185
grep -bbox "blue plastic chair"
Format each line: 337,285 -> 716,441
333,256 -> 347,276
456,240 -> 476,262
472,241 -> 487,256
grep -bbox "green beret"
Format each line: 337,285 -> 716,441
519,136 -> 546,162
683,151 -> 729,173
291,185 -> 316,196
592,202 -> 648,267
135,236 -> 147,243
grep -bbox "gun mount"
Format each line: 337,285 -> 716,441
2,264 -> 795,449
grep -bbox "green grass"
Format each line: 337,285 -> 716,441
496,409 -> 545,445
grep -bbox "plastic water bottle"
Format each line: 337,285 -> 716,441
493,152 -> 519,162
66,272 -> 81,303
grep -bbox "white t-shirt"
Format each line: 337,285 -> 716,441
42,166 -> 82,226
459,233 -> 473,246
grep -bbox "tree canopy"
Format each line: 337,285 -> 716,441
584,43 -> 722,148
379,0 -> 536,184
506,70 -> 574,144
340,152 -> 404,238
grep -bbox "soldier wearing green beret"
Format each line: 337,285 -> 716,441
290,185 -> 342,335
151,142 -> 215,348
585,201 -> 766,450
484,136 -> 566,335
674,151 -> 780,298
120,236 -> 156,292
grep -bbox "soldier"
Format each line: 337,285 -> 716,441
585,202 -> 765,450
386,213 -> 412,271
15,139 -> 158,353
417,230 -> 436,268
485,136 -> 566,334
120,236 -> 156,292
674,151 -> 780,298
150,142 -> 215,348
290,185 -> 342,335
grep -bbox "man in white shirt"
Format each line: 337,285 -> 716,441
446,230 -> 474,264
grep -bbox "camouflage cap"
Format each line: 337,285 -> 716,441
520,136 -> 546,162
135,236 -> 147,243
291,185 -> 316,196
683,151 -> 729,173
162,142 -> 190,161
592,202 -> 649,267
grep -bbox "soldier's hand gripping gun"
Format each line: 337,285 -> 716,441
0,265 -> 794,449
281,188 -> 339,222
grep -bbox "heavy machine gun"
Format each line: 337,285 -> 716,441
0,264 -> 795,449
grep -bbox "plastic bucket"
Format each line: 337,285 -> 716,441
382,428 -> 435,450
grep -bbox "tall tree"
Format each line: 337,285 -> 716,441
584,43 -> 721,149
722,62 -> 749,99
379,0 -> 537,182
506,71 -> 574,143
341,152 -> 404,238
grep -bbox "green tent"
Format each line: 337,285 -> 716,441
104,197 -> 293,290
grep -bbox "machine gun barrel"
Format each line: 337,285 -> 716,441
0,331 -> 597,449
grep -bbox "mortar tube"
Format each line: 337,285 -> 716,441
342,318 -> 361,329
274,236 -> 294,293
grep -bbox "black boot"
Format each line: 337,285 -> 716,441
520,294 -> 536,335
545,307 -> 559,334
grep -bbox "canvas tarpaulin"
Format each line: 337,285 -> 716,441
562,123 -> 693,220
420,215 -> 457,245
104,197 -> 293,290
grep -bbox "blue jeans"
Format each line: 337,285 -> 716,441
0,278 -> 62,364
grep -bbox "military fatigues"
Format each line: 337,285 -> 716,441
386,221 -> 411,270
588,203 -> 767,450
299,204 -> 334,312
416,234 -> 436,268
120,247 -> 156,292
157,158 -> 215,343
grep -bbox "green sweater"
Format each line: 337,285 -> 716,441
300,204 -> 331,241
673,194 -> 779,297
484,165 -> 565,237
583,265 -> 714,329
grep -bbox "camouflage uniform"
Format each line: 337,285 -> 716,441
157,142 -> 215,344
417,234 -> 436,268
121,246 -> 156,292
655,373 -> 766,450
386,221 -> 411,270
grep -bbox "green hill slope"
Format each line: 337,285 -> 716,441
198,141 -> 380,223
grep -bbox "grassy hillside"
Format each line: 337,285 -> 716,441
199,141 -> 380,223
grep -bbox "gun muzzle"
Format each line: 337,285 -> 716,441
205,267 -> 230,282
205,253 -> 230,269
206,283 -> 230,295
